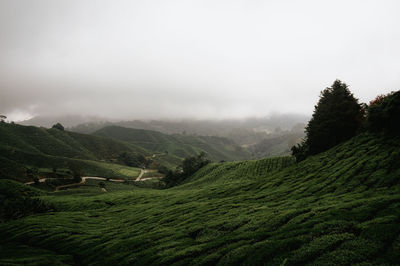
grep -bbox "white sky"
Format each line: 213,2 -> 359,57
0,0 -> 399,121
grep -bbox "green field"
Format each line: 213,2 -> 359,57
1,132 -> 399,265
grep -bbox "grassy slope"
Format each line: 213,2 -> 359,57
0,122 -> 149,160
0,123 -> 146,181
94,126 -> 251,162
1,133 -> 400,265
0,145 -> 141,181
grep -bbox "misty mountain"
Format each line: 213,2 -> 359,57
19,115 -> 108,128
247,132 -> 304,157
93,126 -> 251,162
69,114 -> 307,148
19,114 -> 307,158
69,114 -> 308,135
18,114 -> 308,135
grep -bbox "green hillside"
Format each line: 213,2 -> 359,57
0,122 -> 149,160
0,123 -> 145,181
0,122 -> 248,182
1,132 -> 399,265
94,126 -> 251,162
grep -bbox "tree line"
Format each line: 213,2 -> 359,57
292,80 -> 400,161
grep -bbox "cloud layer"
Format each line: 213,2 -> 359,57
1,0 -> 399,121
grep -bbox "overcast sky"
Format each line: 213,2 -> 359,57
0,0 -> 399,121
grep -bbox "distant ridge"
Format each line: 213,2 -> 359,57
93,125 -> 251,162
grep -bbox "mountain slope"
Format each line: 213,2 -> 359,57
94,126 -> 251,162
0,122 -> 148,160
0,123 -> 146,180
1,132 -> 399,265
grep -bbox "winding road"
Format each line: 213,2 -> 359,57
25,169 -> 162,191
25,176 -> 124,191
135,169 -> 146,181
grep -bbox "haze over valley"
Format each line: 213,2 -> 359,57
1,1 -> 399,265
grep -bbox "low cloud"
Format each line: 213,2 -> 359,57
1,0 -> 399,121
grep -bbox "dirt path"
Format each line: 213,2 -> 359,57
135,169 -> 146,181
24,176 -> 124,191
54,176 -> 127,191
25,178 -> 47,185
26,169 -> 160,191
138,177 -> 163,181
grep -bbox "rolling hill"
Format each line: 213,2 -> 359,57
1,132 -> 399,265
93,126 -> 251,162
0,122 -> 148,181
0,122 -> 251,182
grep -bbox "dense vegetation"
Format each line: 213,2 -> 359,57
292,80 -> 364,161
1,132 -> 399,265
94,125 -> 251,162
163,151 -> 212,187
367,90 -> 400,134
291,82 -> 400,163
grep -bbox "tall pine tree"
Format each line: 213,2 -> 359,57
292,80 -> 364,160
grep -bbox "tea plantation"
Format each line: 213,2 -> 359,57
1,132 -> 400,265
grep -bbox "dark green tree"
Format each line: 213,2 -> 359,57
164,152 -> 211,187
182,151 -> 210,176
52,123 -> 64,131
290,141 -> 309,162
118,152 -> 147,168
367,91 -> 400,135
292,80 -> 364,160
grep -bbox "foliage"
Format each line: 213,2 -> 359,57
306,80 -> 364,154
292,80 -> 364,161
290,140 -> 308,162
52,123 -> 65,131
164,152 -> 211,187
118,151 -> 147,167
367,90 -> 400,134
